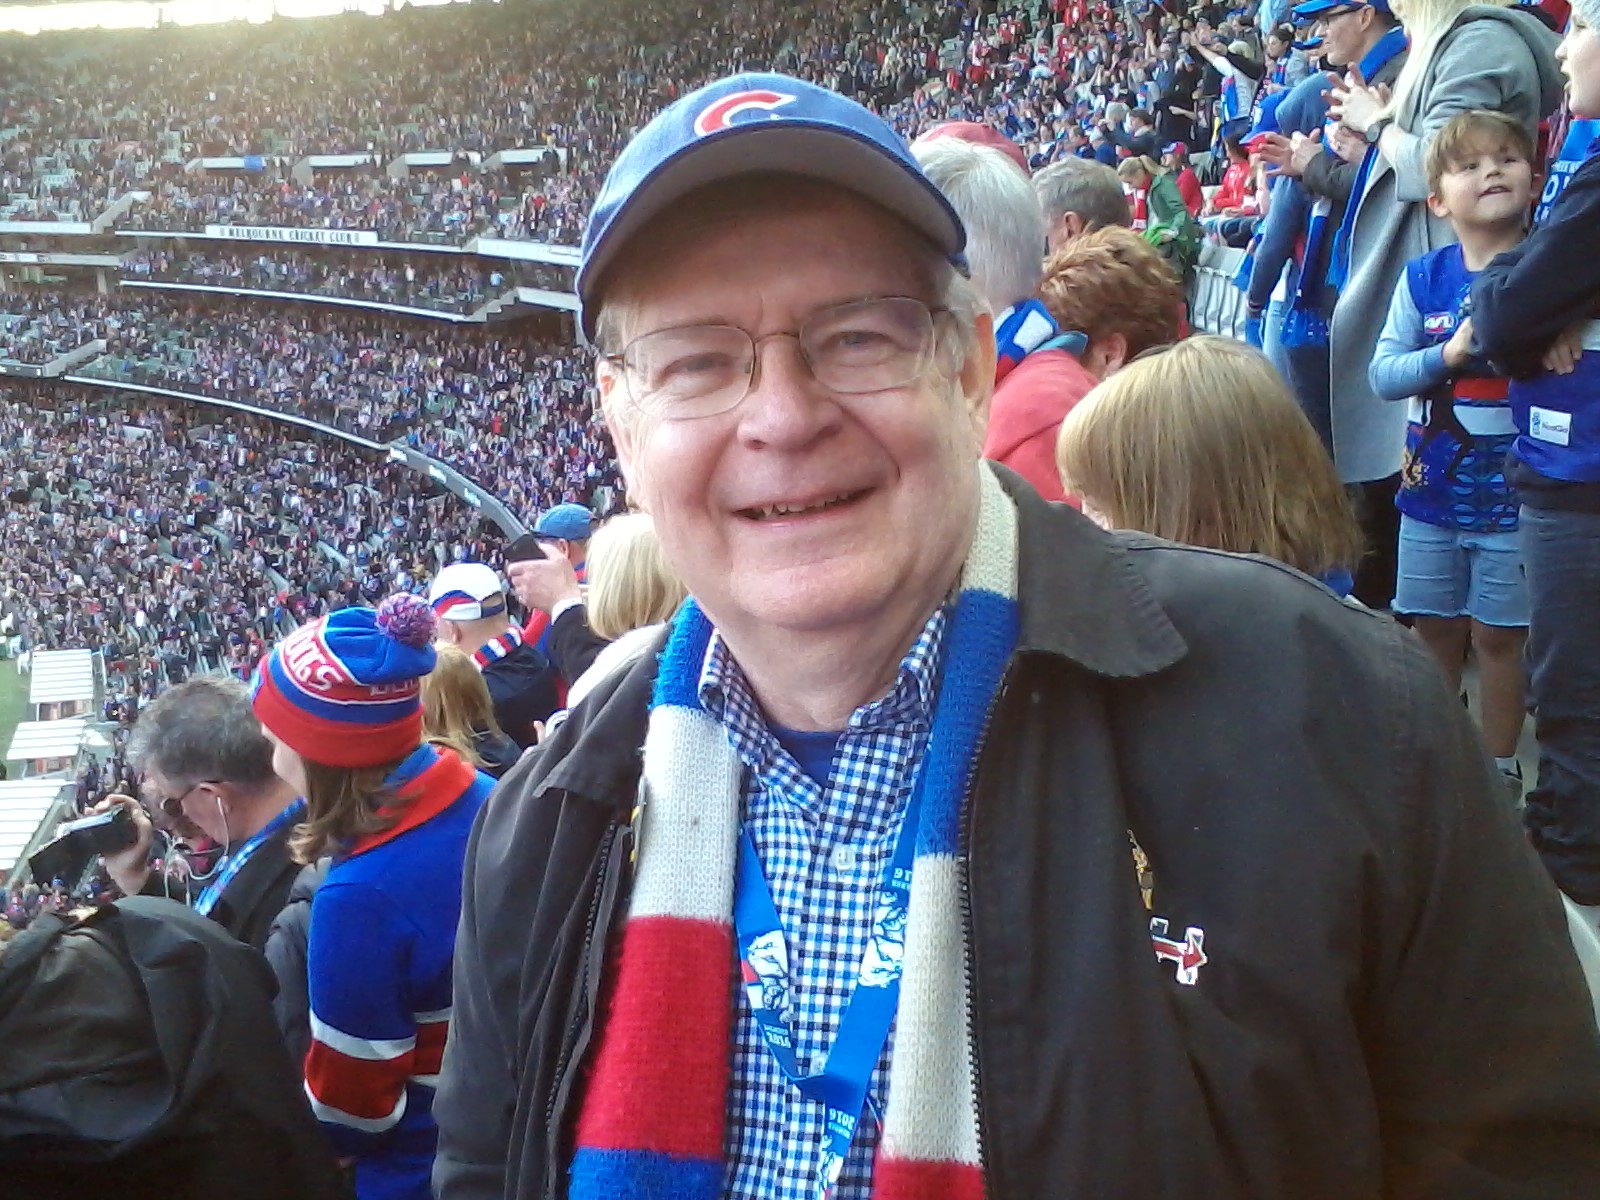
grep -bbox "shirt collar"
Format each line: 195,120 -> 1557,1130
698,604 -> 949,779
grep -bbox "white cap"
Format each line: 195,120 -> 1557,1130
427,563 -> 507,622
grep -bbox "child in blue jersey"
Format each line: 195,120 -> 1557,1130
1370,111 -> 1534,798
250,593 -> 494,1200
1472,6 -> 1600,923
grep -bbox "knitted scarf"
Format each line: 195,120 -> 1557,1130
994,298 -> 1066,383
568,465 -> 1020,1200
471,625 -> 524,668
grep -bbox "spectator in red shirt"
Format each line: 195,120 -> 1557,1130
1162,141 -> 1205,215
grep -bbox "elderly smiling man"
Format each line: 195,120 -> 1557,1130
433,74 -> 1600,1200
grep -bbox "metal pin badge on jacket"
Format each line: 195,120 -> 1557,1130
1150,917 -> 1208,986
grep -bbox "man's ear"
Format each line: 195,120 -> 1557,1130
960,310 -> 998,441
1425,191 -> 1449,220
596,359 -> 647,512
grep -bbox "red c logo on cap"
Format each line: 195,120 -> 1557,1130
693,90 -> 797,137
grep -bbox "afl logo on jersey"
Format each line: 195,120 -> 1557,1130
1423,311 -> 1457,337
693,89 -> 797,137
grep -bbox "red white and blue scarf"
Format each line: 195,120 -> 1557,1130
567,466 -> 1021,1200
472,626 -> 523,669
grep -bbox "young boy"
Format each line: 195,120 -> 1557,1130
1472,8 -> 1600,923
1370,110 -> 1534,799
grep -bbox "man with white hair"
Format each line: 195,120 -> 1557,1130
914,136 -> 1098,502
434,71 -> 1600,1200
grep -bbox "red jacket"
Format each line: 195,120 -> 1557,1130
982,348 -> 1097,505
1175,166 -> 1203,216
1211,160 -> 1250,213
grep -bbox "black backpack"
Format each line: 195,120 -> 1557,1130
0,897 -> 348,1200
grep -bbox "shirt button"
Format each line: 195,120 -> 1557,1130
831,844 -> 857,873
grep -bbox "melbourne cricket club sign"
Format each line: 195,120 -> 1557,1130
203,224 -> 380,247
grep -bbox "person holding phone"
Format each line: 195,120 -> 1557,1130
93,675 -> 304,952
507,504 -> 612,689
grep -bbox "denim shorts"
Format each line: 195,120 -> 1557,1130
1393,513 -> 1530,626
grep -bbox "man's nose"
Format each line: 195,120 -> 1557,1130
736,336 -> 844,448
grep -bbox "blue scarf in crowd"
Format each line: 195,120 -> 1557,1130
994,298 -> 1086,382
1326,26 -> 1410,291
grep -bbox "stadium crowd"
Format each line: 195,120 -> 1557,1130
0,292 -> 110,363
73,294 -> 615,514
0,290 -> 616,519
122,249 -> 575,308
0,387 -> 497,683
0,0 -> 1245,244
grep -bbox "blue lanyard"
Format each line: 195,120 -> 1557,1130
194,798 -> 306,917
733,783 -> 922,1198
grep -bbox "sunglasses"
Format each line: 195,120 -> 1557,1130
157,779 -> 220,819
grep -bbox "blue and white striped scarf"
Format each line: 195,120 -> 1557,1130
995,298 -> 1085,383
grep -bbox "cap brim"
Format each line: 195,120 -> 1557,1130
1291,0 -> 1344,16
579,122 -> 964,341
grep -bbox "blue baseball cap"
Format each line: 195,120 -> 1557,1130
534,503 -> 595,541
1292,0 -> 1389,18
577,71 -> 966,343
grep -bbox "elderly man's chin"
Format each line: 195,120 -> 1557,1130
721,558 -> 922,636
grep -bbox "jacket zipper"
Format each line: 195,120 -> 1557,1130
542,819 -> 633,1200
959,663 -> 1011,1197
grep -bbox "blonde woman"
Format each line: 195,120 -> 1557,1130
421,644 -> 522,778
1322,0 -> 1560,493
1116,155 -> 1200,274
566,513 -> 687,709
1056,337 -> 1363,594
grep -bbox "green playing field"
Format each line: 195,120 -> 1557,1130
0,661 -> 28,772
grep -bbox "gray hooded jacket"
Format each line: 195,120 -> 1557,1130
1327,4 -> 1562,484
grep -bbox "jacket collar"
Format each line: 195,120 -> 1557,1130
536,466 -> 1187,808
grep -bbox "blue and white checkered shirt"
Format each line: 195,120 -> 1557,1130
698,607 -> 949,1200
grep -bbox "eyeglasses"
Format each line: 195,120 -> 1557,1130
602,296 -> 953,421
157,780 -> 219,819
1315,7 -> 1362,27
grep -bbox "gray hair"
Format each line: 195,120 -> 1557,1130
1033,158 -> 1132,234
127,675 -> 278,790
912,138 -> 1046,317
